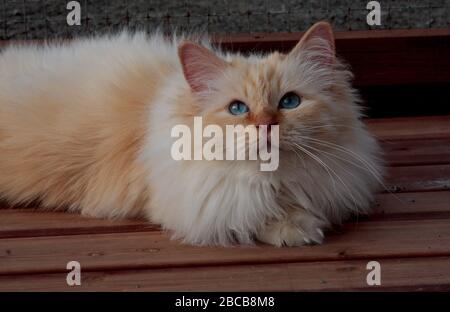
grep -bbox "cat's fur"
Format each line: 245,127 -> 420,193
0,22 -> 383,246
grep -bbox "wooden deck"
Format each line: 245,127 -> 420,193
0,115 -> 450,291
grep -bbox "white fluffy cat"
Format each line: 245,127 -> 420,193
0,22 -> 383,246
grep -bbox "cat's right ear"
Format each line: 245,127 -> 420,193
288,21 -> 335,67
178,41 -> 228,95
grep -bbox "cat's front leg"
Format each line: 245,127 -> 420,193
257,210 -> 329,247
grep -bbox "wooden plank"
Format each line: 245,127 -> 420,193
386,165 -> 450,192
0,193 -> 445,238
1,218 -> 449,275
2,191 -> 450,239
1,256 -> 450,291
374,191 -> 450,216
366,115 -> 450,141
381,138 -> 450,166
0,209 -> 157,238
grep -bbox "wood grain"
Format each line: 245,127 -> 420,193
1,218 -> 449,275
0,209 -> 157,238
373,191 -> 450,215
1,256 -> 450,291
386,165 -> 450,192
381,138 -> 450,166
2,191 -> 450,239
366,115 -> 450,141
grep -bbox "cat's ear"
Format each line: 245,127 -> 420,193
178,41 -> 228,95
288,21 -> 335,66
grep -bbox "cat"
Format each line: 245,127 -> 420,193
0,22 -> 383,246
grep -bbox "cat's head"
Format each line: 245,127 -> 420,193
177,21 -> 361,160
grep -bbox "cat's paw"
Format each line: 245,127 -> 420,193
257,213 -> 328,247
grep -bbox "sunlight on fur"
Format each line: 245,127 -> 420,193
0,22 -> 384,246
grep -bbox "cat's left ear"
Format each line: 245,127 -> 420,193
288,21 -> 335,65
178,41 -> 228,95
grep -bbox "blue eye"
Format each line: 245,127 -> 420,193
279,92 -> 301,109
228,101 -> 249,115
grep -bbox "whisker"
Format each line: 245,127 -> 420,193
290,143 -> 337,194
295,135 -> 404,204
299,136 -> 383,181
299,141 -> 372,218
292,142 -> 359,212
